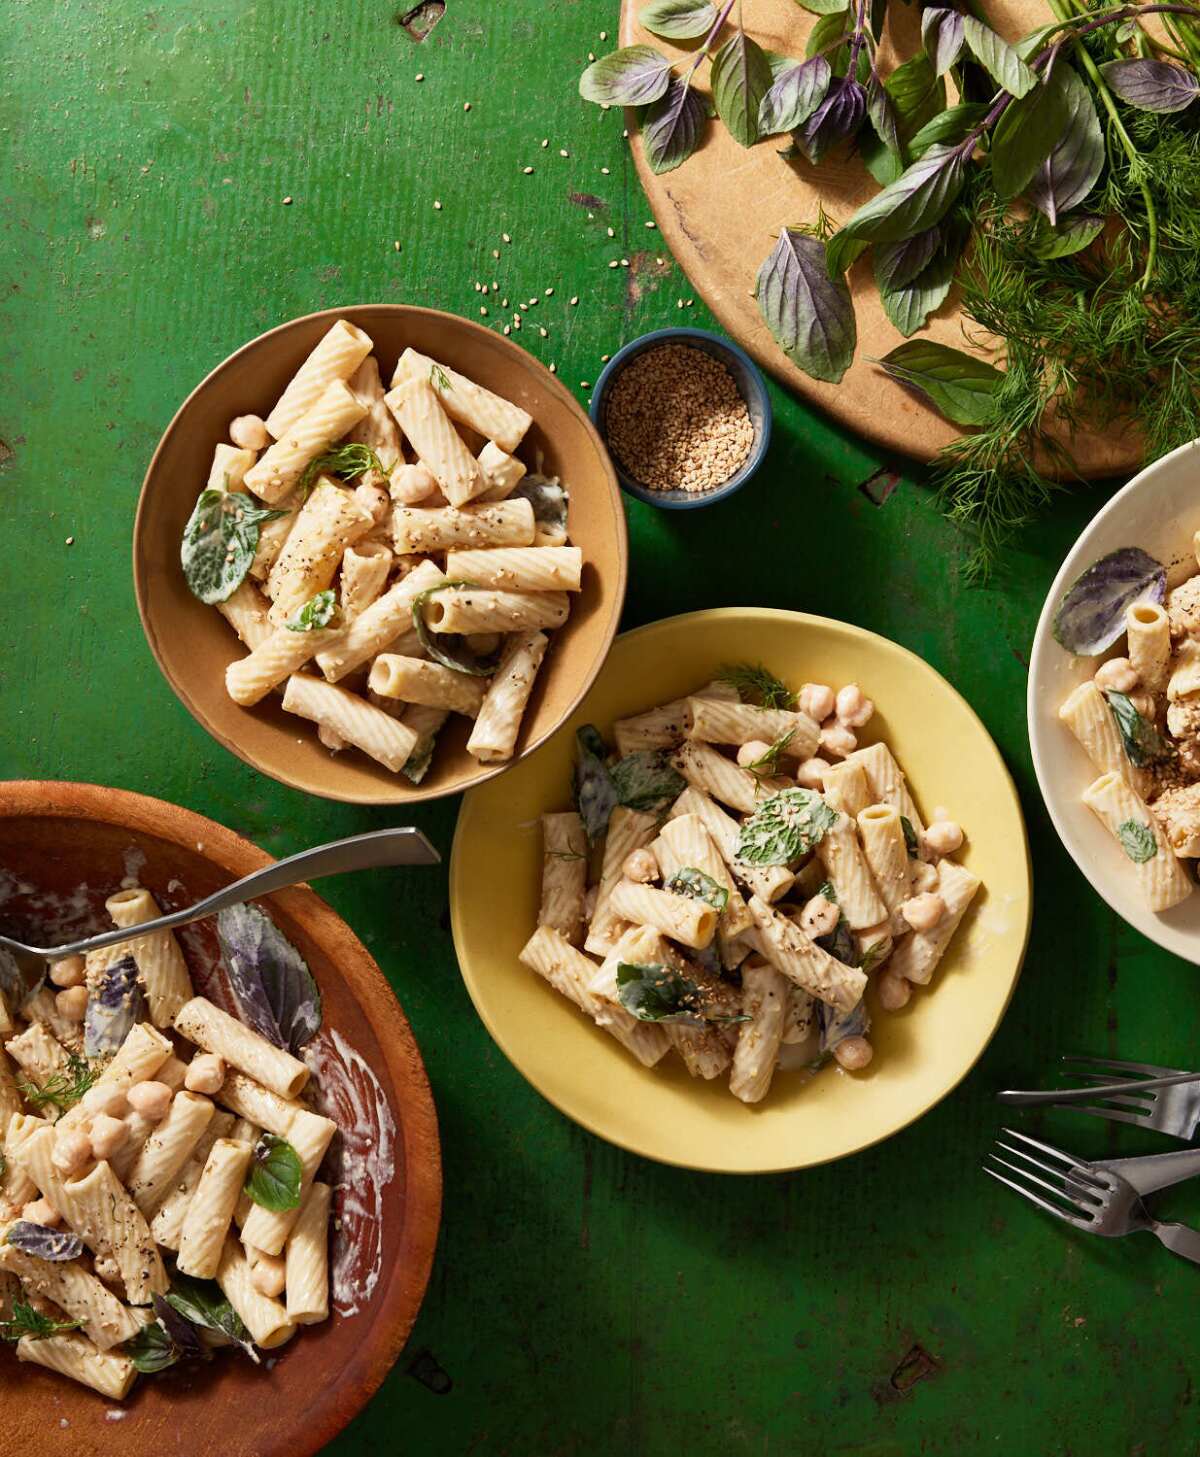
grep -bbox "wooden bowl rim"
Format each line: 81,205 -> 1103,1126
132,302 -> 629,806
0,779 -> 442,1452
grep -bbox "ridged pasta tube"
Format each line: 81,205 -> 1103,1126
345,354 -> 402,470
265,476 -> 375,625
175,997 -> 310,1099
245,378 -> 367,505
391,498 -> 536,554
214,1071 -> 301,1138
1080,772 -> 1192,913
538,812 -> 588,946
612,680 -> 738,756
368,655 -> 487,717
217,579 -> 273,651
674,740 -> 762,815
443,546 -> 582,593
584,807 -> 660,956
467,630 -> 549,764
282,674 -> 419,773
208,442 -> 257,492
216,1237 -> 296,1349
654,812 -> 752,938
126,1091 -> 215,1216
0,1243 -> 141,1350
607,879 -> 718,949
54,1023 -> 172,1137
392,347 -> 533,452
686,698 -> 819,759
339,541 -> 393,622
265,319 -> 373,439
476,440 -> 528,499
177,1137 -> 254,1279
423,587 -> 568,635
856,803 -> 913,917
384,376 -> 485,505
666,787 -> 794,903
240,1108 -> 336,1256
815,813 -> 887,930
286,1180 -> 332,1324
745,895 -> 866,1012
842,742 -> 925,837
315,557 -> 446,682
729,959 -> 790,1104
15,1331 -> 136,1400
225,621 -> 342,707
151,1111 -> 236,1251
104,886 -> 194,1027
1127,601 -> 1171,696
821,761 -> 872,818
887,859 -> 983,984
1058,680 -> 1151,796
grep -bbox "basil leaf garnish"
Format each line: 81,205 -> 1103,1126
615,962 -> 749,1026
217,902 -> 322,1055
1106,690 -> 1174,768
664,867 -> 730,915
165,1272 -> 257,1362
84,953 -> 145,1058
1117,818 -> 1158,864
573,725 -> 620,843
125,1319 -> 181,1374
736,788 -> 838,865
180,489 -> 288,605
5,1221 -> 84,1262
411,581 -> 502,678
610,750 -> 685,812
285,588 -> 338,632
244,1133 -> 303,1212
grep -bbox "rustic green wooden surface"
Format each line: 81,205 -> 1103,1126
4,2 -> 1200,1452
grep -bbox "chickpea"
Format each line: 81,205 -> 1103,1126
390,463 -> 437,504
126,1080 -> 173,1122
1094,656 -> 1139,695
353,480 -> 391,523
89,1114 -> 130,1162
910,860 -> 940,895
931,805 -> 952,823
901,892 -> 947,933
736,739 -> 773,768
49,954 -> 86,989
229,413 -> 270,451
249,1253 -> 287,1298
795,756 -> 830,790
93,1253 -> 121,1284
54,985 -> 89,1023
622,848 -> 659,884
51,1130 -> 93,1176
924,819 -> 964,856
799,894 -> 839,939
185,1053 -> 227,1096
819,721 -> 857,760
833,1036 -> 874,1071
876,970 -> 912,1011
799,683 -> 835,722
21,1198 -> 60,1228
82,1083 -> 127,1118
835,684 -> 875,729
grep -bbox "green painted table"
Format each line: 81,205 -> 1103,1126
3,3 -> 1199,1451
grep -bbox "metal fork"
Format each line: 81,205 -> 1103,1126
984,1128 -> 1200,1263
997,1055 -> 1200,1141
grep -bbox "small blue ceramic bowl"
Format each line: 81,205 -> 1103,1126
589,327 -> 772,510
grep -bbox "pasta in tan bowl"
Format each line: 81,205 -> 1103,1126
134,306 -> 627,804
0,782 -> 440,1457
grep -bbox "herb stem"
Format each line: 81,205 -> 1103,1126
685,0 -> 738,80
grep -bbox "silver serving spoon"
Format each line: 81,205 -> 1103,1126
0,827 -> 439,970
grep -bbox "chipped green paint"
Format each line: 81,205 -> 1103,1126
2,2 -> 1198,1453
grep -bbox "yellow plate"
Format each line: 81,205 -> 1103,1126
451,608 -> 1031,1173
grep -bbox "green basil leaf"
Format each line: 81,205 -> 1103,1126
876,340 -> 1003,426
165,1273 -> 257,1362
664,866 -> 731,914
643,76 -> 709,174
865,73 -> 901,154
411,582 -> 503,677
243,1133 -> 303,1212
880,52 -> 946,143
841,142 -> 968,243
710,29 -> 773,147
639,0 -> 717,38
961,16 -> 1037,97
285,589 -> 338,632
990,69 -> 1071,199
180,489 -> 288,605
756,228 -> 857,384
921,8 -> 965,76
616,962 -> 749,1026
908,102 -> 989,157
805,10 -> 852,61
1026,211 -> 1104,259
1117,819 -> 1158,864
574,725 -> 619,842
125,1320 -> 180,1374
1026,64 -> 1102,225
1105,690 -> 1175,768
900,815 -> 919,857
610,750 -> 685,812
736,788 -> 839,865
875,218 -> 966,337
825,229 -> 870,278
580,45 -> 674,106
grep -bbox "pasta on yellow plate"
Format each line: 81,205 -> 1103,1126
0,886 -> 376,1401
180,319 -> 581,781
520,664 -> 980,1104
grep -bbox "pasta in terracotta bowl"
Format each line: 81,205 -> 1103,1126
133,305 -> 627,805
0,782 -> 441,1457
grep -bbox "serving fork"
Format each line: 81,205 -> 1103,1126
997,1055 -> 1200,1141
985,1128 -> 1200,1262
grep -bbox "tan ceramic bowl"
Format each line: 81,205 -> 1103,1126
0,782 -> 441,1457
134,305 -> 628,804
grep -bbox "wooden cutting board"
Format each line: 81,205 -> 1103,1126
618,0 -> 1141,475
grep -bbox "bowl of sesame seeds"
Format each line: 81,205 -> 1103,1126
590,328 -> 771,509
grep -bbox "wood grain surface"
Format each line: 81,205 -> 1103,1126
618,0 -> 1143,475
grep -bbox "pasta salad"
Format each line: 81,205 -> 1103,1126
1056,543 -> 1200,912
0,887 -> 355,1401
180,318 -> 582,780
521,665 -> 980,1104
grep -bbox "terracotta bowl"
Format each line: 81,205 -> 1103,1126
133,305 -> 628,805
0,782 -> 441,1457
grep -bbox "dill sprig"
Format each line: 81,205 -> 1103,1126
296,443 -> 384,499
0,1301 -> 81,1342
430,363 -> 452,391
716,663 -> 797,710
745,728 -> 797,779
17,1052 -> 99,1114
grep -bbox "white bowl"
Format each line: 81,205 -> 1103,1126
1028,438 -> 1200,962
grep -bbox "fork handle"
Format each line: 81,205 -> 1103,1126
1150,1221 -> 1200,1265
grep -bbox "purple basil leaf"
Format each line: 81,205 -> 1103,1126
1026,64 -> 1102,224
818,996 -> 871,1052
755,229 -> 857,383
643,77 -> 708,174
842,142 -> 968,242
152,1294 -> 210,1363
1052,548 -> 1167,656
711,29 -> 773,147
6,1221 -> 84,1262
990,67 -> 1071,199
1100,59 -> 1200,113
758,56 -> 831,134
795,76 -> 866,162
921,8 -> 964,77
579,45 -> 674,107
873,226 -> 942,290
217,903 -> 322,1054
865,73 -> 901,156
875,218 -> 966,336
83,953 -> 145,1058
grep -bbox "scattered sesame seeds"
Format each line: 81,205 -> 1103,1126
463,102 -> 472,111
622,128 -> 629,139
480,307 -> 488,316
620,258 -> 630,267
601,354 -> 611,362
433,200 -> 442,210
677,299 -> 685,308
394,240 -> 401,251
541,138 -> 549,148
570,296 -> 579,306
550,364 -> 557,373
492,248 -> 500,259
600,29 -> 608,39
608,259 -> 619,268
645,221 -> 657,229
502,232 -> 512,243
523,166 -> 534,174
559,148 -> 569,157
580,380 -> 591,389
501,297 -> 508,307
605,344 -> 754,494
475,282 -> 482,291
65,536 -> 75,546
607,226 -> 615,237
481,284 -> 489,294
545,287 -> 554,296
281,196 -> 293,205
601,166 -> 610,175
539,327 -> 548,337
415,72 -> 424,81
503,324 -> 511,335
588,51 -> 596,61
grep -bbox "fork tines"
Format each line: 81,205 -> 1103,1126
1063,1054 -> 1191,1079
1057,1056 -> 1193,1128
983,1129 -> 1106,1230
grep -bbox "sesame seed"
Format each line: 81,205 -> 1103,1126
463,102 -> 472,111
541,138 -> 549,148
539,326 -> 548,337
607,227 -> 615,237
481,284 -> 489,294
528,297 -> 538,306
492,248 -> 500,259
686,298 -> 694,306
480,307 -> 488,316
559,148 -> 569,157
620,258 -> 629,266
501,297 -> 508,307
580,380 -> 591,388
503,325 -> 511,335
677,299 -> 684,308
601,167 -> 610,175
281,195 -> 293,205
601,354 -> 611,362
394,241 -> 401,251
65,536 -> 75,545
645,221 -> 657,229
545,287 -> 554,296
600,29 -> 608,38
550,363 -> 557,373
474,282 -> 482,291
622,128 -> 629,139
608,260 -> 619,268
570,296 -> 579,305
588,51 -> 596,61
433,200 -> 442,210
502,232 -> 512,242
523,166 -> 534,174
415,73 -> 424,81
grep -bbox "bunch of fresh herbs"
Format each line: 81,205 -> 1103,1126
581,0 -> 1200,575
